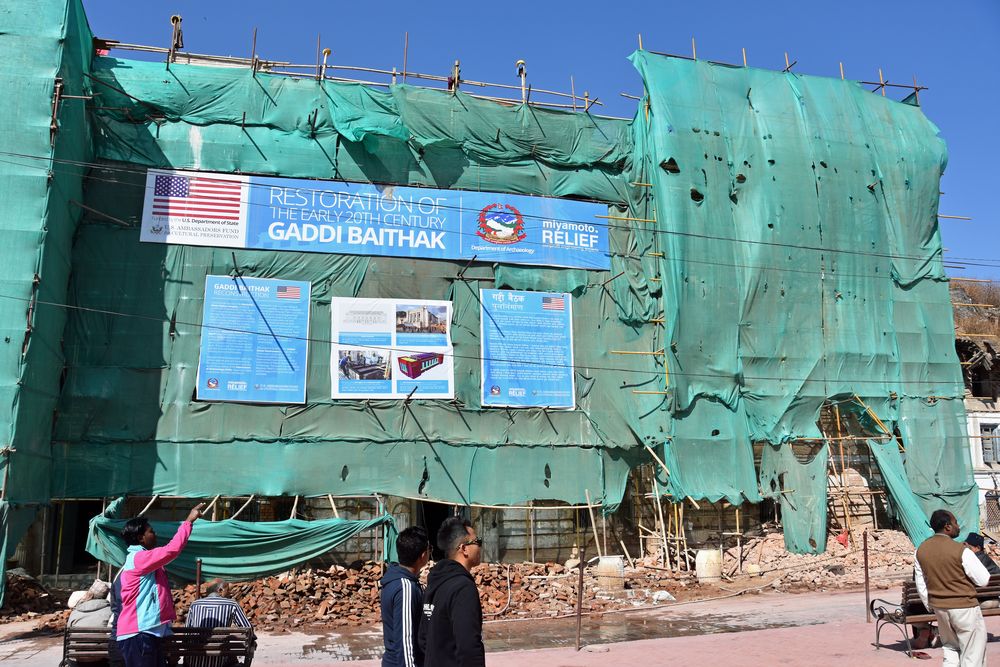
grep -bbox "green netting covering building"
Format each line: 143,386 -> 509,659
0,0 -> 977,601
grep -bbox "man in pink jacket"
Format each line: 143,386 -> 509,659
116,503 -> 205,667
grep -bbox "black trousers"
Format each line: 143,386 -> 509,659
117,633 -> 165,667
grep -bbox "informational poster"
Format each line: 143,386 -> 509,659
141,169 -> 610,270
197,275 -> 311,403
331,298 -> 454,399
480,289 -> 575,409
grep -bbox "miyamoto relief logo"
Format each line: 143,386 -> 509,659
476,203 -> 526,245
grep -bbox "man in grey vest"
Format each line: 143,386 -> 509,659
914,509 -> 990,666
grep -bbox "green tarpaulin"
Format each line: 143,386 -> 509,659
86,498 -> 398,581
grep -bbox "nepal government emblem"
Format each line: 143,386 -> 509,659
476,203 -> 526,245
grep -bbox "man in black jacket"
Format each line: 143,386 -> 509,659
381,526 -> 431,667
418,517 -> 485,667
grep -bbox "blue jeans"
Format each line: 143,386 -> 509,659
117,633 -> 165,667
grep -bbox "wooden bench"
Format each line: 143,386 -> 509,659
61,626 -> 255,666
870,575 -> 1000,657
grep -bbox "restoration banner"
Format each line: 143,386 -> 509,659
480,289 -> 575,409
331,297 -> 454,399
198,275 -> 311,404
141,169 -> 610,270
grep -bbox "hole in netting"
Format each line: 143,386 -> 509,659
735,173 -> 747,184
711,428 -> 720,436
729,192 -> 738,205
820,161 -> 828,168
341,465 -> 350,481
544,463 -> 551,479
809,538 -> 818,549
767,159 -> 776,166
690,188 -> 704,203
660,157 -> 680,174
767,223 -> 774,229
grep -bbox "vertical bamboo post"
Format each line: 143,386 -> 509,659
402,32 -> 409,83
528,503 -> 536,563
673,502 -> 682,569
864,529 -> 871,623
834,406 -> 854,543
55,501 -> 65,577
680,502 -> 689,569
195,558 -> 203,599
575,541 -> 586,651
601,513 -> 608,558
652,479 -> 668,566
742,47 -> 747,67
736,505 -> 743,574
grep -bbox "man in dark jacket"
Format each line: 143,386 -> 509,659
418,517 -> 485,667
964,533 -> 1000,576
381,526 -> 430,667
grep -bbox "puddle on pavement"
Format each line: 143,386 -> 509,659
296,610 -> 811,660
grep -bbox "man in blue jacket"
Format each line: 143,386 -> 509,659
380,526 -> 430,667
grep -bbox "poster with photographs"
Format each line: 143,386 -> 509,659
331,297 -> 454,399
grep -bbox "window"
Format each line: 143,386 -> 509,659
982,423 -> 1000,465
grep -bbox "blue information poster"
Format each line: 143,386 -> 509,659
330,297 -> 454,399
197,275 -> 311,404
141,169 -> 610,270
480,289 -> 575,409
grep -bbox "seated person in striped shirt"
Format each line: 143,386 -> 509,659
184,579 -> 254,666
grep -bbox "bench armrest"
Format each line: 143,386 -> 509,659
870,598 -> 907,623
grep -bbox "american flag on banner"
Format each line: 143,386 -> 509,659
277,285 -> 302,300
152,174 -> 242,221
542,296 -> 566,311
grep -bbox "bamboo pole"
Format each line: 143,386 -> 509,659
327,494 -> 340,517
137,495 -> 160,516
736,506 -> 742,574
653,478 -> 669,567
601,513 -> 608,558
619,538 -> 636,569
644,444 -> 672,477
680,502 -> 689,568
584,489 -> 603,558
231,495 -> 255,519
205,495 -> 221,521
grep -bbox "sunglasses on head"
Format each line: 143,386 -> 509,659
462,537 -> 483,547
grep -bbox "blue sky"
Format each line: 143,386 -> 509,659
81,0 -> 1000,279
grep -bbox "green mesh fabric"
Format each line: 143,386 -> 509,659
86,498 -> 398,581
629,51 -> 975,550
0,0 -> 93,604
0,0 -> 978,604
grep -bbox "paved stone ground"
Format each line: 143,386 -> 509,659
4,589 -> 999,665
